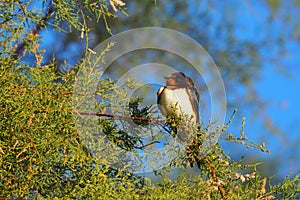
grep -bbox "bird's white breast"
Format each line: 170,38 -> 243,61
158,87 -> 197,122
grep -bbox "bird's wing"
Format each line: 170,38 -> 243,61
187,87 -> 200,122
195,88 -> 200,102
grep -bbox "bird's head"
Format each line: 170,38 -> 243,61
164,72 -> 188,87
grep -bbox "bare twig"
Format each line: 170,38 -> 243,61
134,141 -> 160,149
78,111 -> 165,123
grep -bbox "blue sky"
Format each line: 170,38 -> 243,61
219,1 -> 300,178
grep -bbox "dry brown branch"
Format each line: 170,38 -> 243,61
78,111 -> 165,123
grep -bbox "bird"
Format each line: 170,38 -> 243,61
157,72 -> 199,123
157,72 -> 199,143
157,72 -> 201,168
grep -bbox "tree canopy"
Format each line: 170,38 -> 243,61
0,0 -> 299,199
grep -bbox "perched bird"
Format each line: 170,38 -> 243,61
157,72 -> 201,167
157,72 -> 199,124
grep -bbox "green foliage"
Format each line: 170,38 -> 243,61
268,175 -> 300,199
0,0 -> 299,199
